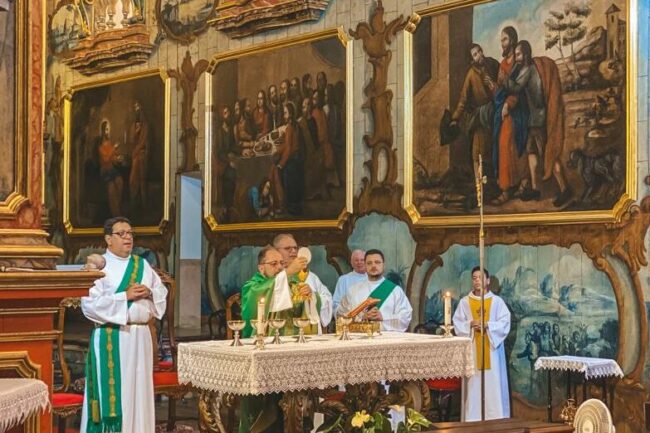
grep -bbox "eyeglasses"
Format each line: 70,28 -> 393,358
111,231 -> 135,239
279,246 -> 298,252
262,260 -> 285,267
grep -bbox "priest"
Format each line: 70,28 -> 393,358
80,217 -> 167,433
337,249 -> 412,332
272,233 -> 333,333
452,266 -> 511,421
240,245 -> 306,337
332,249 -> 367,317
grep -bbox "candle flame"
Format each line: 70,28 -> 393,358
445,291 -> 450,297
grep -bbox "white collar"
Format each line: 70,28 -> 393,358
105,250 -> 131,262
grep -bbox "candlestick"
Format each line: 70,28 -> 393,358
444,291 -> 452,326
257,297 -> 265,322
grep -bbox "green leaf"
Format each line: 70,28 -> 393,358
316,414 -> 344,433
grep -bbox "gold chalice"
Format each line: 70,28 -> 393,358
338,316 -> 353,341
227,320 -> 245,346
292,317 -> 311,343
269,319 -> 286,344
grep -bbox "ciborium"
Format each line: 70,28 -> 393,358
292,317 -> 310,343
227,320 -> 245,346
269,319 -> 286,344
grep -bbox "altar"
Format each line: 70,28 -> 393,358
178,332 -> 474,432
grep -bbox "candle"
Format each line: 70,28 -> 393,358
258,297 -> 265,321
444,291 -> 451,326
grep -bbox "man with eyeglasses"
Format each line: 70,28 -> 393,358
272,233 -> 333,334
238,245 -> 307,433
80,217 -> 167,433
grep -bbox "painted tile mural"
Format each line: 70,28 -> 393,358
348,213 -> 417,288
425,243 -> 618,405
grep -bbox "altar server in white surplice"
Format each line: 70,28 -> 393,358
81,217 -> 167,433
332,249 -> 367,317
273,233 -> 333,332
337,249 -> 412,332
453,266 -> 511,422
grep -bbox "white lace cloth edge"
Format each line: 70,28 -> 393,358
534,356 -> 624,379
178,332 -> 475,395
0,378 -> 50,433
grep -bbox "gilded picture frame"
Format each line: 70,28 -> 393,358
403,0 -> 637,227
204,27 -> 353,232
0,0 -> 30,218
63,69 -> 171,236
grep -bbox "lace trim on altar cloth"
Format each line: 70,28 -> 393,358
534,355 -> 624,379
178,332 -> 475,395
0,379 -> 50,432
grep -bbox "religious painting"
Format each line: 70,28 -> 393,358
48,0 -> 87,58
63,70 -> 170,235
405,0 -> 636,226
205,28 -> 352,232
155,0 -> 217,43
0,0 -> 29,217
424,244 -> 619,406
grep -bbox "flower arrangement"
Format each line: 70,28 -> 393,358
317,408 -> 432,433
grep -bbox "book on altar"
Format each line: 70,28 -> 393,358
346,297 -> 380,318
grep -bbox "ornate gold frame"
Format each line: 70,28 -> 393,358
0,1 -> 30,218
62,68 -> 171,236
204,27 -> 354,232
403,0 -> 638,227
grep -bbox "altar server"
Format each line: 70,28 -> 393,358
80,217 -> 167,433
337,249 -> 412,332
453,266 -> 511,421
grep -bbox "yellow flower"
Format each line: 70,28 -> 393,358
351,410 -> 372,428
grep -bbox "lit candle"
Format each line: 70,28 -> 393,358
257,297 -> 265,321
444,291 -> 451,326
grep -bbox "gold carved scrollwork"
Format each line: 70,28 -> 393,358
349,1 -> 408,217
198,390 -> 238,433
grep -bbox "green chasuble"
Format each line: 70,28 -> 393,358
240,272 -> 276,338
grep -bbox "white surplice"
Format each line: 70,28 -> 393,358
80,251 -> 167,433
332,271 -> 367,318
453,291 -> 511,421
337,277 -> 413,332
304,272 -> 333,332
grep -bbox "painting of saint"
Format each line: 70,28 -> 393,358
411,0 -> 630,223
209,32 -> 348,227
0,1 -> 15,200
66,72 -> 168,231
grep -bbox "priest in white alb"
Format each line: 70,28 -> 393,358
337,249 -> 412,332
453,266 -> 511,421
332,249 -> 367,317
273,233 -> 333,333
80,217 -> 167,433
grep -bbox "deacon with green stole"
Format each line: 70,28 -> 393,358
80,217 -> 168,433
337,249 -> 413,332
238,246 -> 307,433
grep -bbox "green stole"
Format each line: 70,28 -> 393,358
368,278 -> 397,309
85,255 -> 143,433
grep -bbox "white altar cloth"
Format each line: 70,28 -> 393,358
178,332 -> 474,395
0,378 -> 50,433
534,355 -> 624,380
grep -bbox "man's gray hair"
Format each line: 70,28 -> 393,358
272,233 -> 296,247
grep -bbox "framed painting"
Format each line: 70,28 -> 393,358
155,0 -> 217,43
403,0 -> 637,226
63,69 -> 171,235
0,0 -> 29,217
204,27 -> 353,232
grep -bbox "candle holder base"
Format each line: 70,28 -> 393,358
442,324 -> 454,338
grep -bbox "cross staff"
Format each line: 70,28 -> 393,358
475,154 -> 487,421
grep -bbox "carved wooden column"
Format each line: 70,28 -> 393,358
169,51 -> 209,173
350,1 -> 407,216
